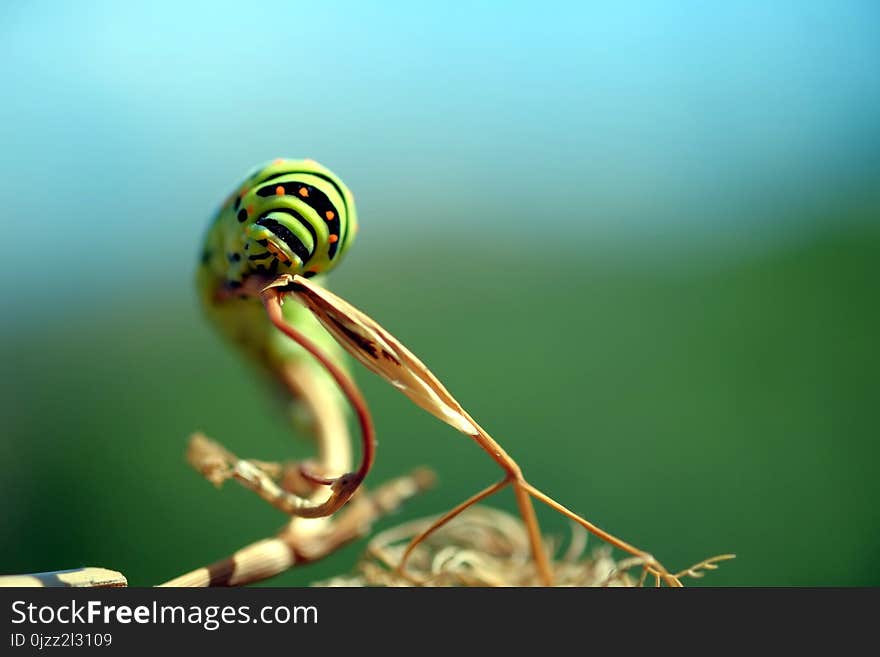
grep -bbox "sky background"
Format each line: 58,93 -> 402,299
1,2 -> 878,587
1,0 -> 879,318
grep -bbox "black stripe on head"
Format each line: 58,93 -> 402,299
256,182 -> 342,258
256,168 -> 350,255
261,209 -> 317,254
255,215 -> 311,264
256,171 -> 349,214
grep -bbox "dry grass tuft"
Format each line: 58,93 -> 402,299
317,506 -> 734,587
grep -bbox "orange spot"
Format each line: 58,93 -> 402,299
247,205 -> 254,214
273,158 -> 284,165
239,188 -> 248,198
328,235 -> 339,243
275,186 -> 285,196
299,187 -> 309,197
325,210 -> 335,221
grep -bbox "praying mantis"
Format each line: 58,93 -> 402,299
184,158 -> 685,587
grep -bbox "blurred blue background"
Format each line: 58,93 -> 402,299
1,1 -> 878,586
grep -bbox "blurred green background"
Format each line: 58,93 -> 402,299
2,2 -> 878,586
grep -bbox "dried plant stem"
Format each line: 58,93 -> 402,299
524,482 -> 681,587
511,480 -> 553,583
396,405 -> 675,587
278,360 -> 351,480
455,415 -> 555,584
400,417 -> 679,587
397,423 -> 556,585
399,478 -> 510,578
674,554 -> 736,579
329,506 -> 733,587
207,278 -> 374,518
0,568 -> 127,588
261,290 -> 375,515
166,276 -> 391,586
160,462 -> 434,587
273,274 -> 684,587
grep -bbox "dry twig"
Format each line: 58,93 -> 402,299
0,568 -> 127,588
160,434 -> 434,587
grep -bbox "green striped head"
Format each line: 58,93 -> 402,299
228,158 -> 358,278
